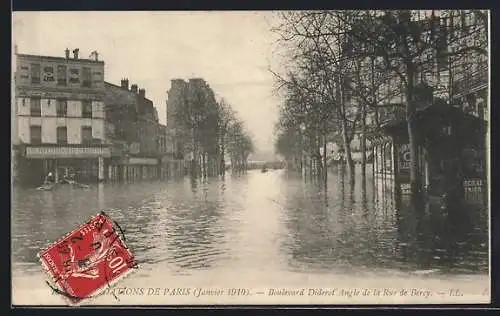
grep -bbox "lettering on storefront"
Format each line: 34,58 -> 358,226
26,146 -> 111,158
400,183 -> 411,195
464,179 -> 484,193
398,143 -> 412,195
128,157 -> 158,165
398,144 -> 411,170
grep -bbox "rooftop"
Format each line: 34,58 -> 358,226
16,53 -> 104,64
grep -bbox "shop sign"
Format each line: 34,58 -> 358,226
464,179 -> 484,193
400,183 -> 412,195
128,157 -> 158,165
398,144 -> 411,170
26,146 -> 110,158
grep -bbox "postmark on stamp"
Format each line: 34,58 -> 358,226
37,211 -> 138,305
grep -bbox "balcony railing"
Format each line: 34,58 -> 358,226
452,67 -> 488,97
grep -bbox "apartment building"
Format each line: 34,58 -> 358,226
104,79 -> 162,181
13,48 -> 110,185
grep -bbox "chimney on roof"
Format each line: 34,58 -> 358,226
65,48 -> 70,59
130,84 -> 138,93
90,50 -> 99,61
73,48 -> 79,59
139,88 -> 146,98
120,78 -> 129,89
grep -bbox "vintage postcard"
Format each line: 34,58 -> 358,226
11,10 -> 490,306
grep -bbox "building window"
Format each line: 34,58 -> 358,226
43,66 -> 55,82
30,97 -> 41,117
57,126 -> 68,145
31,63 -> 41,84
92,71 -> 103,86
82,100 -> 92,118
81,126 -> 92,145
69,68 -> 80,84
57,65 -> 67,86
30,125 -> 42,144
20,66 -> 29,79
56,99 -> 67,117
82,67 -> 91,87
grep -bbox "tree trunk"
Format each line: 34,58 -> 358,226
323,134 -> 328,185
405,65 -> 424,213
203,153 -> 207,178
191,129 -> 198,179
220,140 -> 226,176
337,75 -> 355,183
361,102 -> 367,188
341,117 -> 355,183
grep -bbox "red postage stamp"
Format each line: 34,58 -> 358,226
38,212 -> 137,305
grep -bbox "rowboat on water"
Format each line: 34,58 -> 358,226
36,183 -> 57,191
36,179 -> 91,190
61,178 -> 91,189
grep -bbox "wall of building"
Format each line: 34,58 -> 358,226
166,79 -> 187,129
105,81 -> 163,158
17,116 -> 105,144
16,97 -> 106,144
15,54 -> 104,91
15,53 -> 107,147
137,121 -> 159,156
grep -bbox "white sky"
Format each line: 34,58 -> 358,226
12,11 -> 283,153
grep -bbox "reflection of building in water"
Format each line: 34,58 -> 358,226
13,48 -> 110,185
97,183 -> 106,210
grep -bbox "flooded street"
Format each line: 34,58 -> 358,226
12,169 -> 489,305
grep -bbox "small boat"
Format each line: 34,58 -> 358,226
36,183 -> 57,191
62,179 -> 91,189
261,165 -> 268,173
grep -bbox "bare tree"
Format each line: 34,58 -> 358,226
271,11 -> 368,183
342,10 -> 488,211
226,119 -> 254,172
216,98 -> 236,175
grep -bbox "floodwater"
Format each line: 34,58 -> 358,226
11,168 -> 490,305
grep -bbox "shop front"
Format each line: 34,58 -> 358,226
160,155 -> 185,180
120,156 -> 160,182
380,103 -> 487,207
20,145 -> 111,185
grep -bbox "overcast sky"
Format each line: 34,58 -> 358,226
12,11 -> 284,153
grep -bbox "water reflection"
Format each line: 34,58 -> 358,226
163,183 -> 228,272
280,170 -> 487,275
11,169 -> 488,277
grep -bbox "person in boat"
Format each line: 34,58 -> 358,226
62,172 -> 76,184
44,172 -> 54,185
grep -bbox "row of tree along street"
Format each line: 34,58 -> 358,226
168,78 -> 254,179
271,10 -> 488,212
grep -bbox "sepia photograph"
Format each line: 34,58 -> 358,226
11,10 -> 490,306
